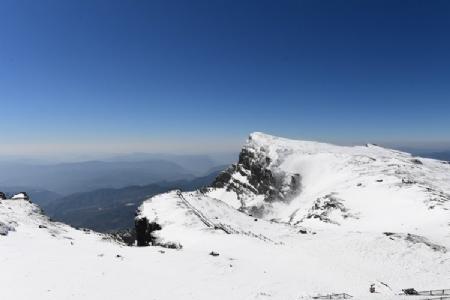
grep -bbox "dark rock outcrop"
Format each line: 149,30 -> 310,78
135,217 -> 161,246
411,158 -> 423,165
212,142 -> 301,216
0,221 -> 16,236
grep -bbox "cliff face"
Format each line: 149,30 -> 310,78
211,134 -> 301,216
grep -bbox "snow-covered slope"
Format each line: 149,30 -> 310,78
135,132 -> 450,299
2,132 -> 450,300
205,133 -> 450,237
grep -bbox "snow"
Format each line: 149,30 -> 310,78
232,171 -> 249,184
11,192 -> 28,200
207,188 -> 241,209
1,132 -> 450,300
209,132 -> 450,235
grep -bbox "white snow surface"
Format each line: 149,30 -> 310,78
11,192 -> 28,200
2,132 -> 450,300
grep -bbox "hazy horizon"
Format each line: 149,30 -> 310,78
0,133 -> 449,163
1,1 -> 450,155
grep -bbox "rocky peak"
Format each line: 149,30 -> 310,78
211,133 -> 301,216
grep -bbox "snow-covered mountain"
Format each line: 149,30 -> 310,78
136,133 -> 450,298
2,133 -> 450,300
209,132 -> 450,232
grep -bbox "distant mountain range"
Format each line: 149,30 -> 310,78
393,148 -> 450,162
41,169 -> 223,232
420,151 -> 450,161
0,153 -> 236,195
0,153 -> 233,232
0,187 -> 63,207
103,153 -> 226,176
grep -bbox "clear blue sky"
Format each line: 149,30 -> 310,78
1,0 -> 449,154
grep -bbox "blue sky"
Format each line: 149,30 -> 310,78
1,0 -> 449,154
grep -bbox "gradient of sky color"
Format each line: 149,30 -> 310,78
1,0 -> 449,154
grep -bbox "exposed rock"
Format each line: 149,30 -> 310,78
383,232 -> 447,253
0,221 -> 16,236
154,241 -> 182,249
135,217 -> 161,246
411,158 -> 423,165
402,288 -> 419,295
402,178 -> 416,184
0,192 -> 6,200
300,194 -> 358,225
107,228 -> 136,246
212,136 -> 302,216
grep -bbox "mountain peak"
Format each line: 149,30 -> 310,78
139,131 -> 450,241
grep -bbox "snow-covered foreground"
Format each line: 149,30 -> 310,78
2,133 -> 450,300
